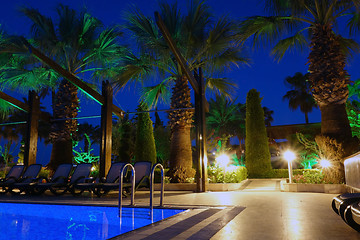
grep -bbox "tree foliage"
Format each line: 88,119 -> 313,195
134,102 -> 156,164
245,89 -> 272,177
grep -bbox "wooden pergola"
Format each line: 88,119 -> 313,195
0,12 -> 209,192
0,41 -> 124,178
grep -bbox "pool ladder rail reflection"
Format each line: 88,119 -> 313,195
118,163 -> 165,211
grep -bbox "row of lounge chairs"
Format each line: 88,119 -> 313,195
0,161 -> 152,197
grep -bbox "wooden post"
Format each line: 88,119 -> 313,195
100,81 -> 113,178
195,68 -> 208,192
199,68 -> 208,191
24,91 -> 40,166
195,75 -> 203,192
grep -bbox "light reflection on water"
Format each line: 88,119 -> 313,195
0,203 -> 184,240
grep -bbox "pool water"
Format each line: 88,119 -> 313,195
0,203 -> 185,240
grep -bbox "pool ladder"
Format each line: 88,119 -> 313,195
118,163 -> 165,211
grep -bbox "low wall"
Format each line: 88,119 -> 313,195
281,181 -> 346,194
153,179 -> 249,192
344,151 -> 360,189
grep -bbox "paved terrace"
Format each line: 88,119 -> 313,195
0,179 -> 359,240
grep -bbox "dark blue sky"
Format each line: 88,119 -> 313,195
1,0 -> 359,128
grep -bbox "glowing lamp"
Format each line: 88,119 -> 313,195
320,159 -> 331,168
216,154 -> 230,168
283,150 -> 296,183
284,150 -> 296,162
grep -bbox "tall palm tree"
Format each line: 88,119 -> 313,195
283,72 -> 317,124
119,0 -> 248,182
0,5 -> 124,170
239,0 -> 360,144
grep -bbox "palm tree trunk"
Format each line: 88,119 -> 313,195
168,76 -> 195,182
305,112 -> 309,124
308,23 -> 352,141
47,79 -> 79,170
169,126 -> 194,182
319,103 -> 352,139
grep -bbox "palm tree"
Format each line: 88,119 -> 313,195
119,0 -> 248,182
0,5 -> 124,170
263,106 -> 274,127
206,95 -> 243,147
239,0 -> 360,144
283,72 -> 317,124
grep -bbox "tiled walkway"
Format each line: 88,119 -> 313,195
1,179 -> 360,239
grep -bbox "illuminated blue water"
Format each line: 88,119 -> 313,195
0,203 -> 185,240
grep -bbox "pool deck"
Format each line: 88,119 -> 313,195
1,179 -> 360,240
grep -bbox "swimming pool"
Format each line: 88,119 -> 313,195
0,203 -> 185,240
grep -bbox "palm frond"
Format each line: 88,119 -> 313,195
238,16 -> 295,48
205,77 -> 237,99
271,31 -> 308,61
140,79 -> 172,109
337,35 -> 360,58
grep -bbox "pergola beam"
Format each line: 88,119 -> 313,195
0,91 -> 29,112
28,45 -> 124,118
155,11 -> 199,94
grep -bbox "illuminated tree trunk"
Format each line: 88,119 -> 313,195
168,76 -> 195,182
47,79 -> 79,170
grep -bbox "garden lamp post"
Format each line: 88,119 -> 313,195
216,154 -> 230,181
284,150 -> 296,183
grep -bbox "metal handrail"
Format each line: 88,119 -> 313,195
150,163 -> 165,209
118,163 -> 135,212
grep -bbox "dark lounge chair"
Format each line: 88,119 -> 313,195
127,161 -> 152,191
7,164 -> 42,194
89,162 -> 127,197
93,161 -> 152,197
0,165 -> 25,193
50,163 -> 92,195
30,163 -> 73,195
71,162 -> 126,197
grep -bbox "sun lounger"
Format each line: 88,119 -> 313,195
50,163 -> 92,195
30,163 -> 73,195
0,165 -> 25,193
94,161 -> 152,197
84,162 -> 127,197
7,164 -> 42,194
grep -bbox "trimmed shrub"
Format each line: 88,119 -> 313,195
245,89 -> 272,177
134,103 -> 157,164
208,165 -> 247,183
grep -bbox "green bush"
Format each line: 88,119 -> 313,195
134,102 -> 157,164
208,165 -> 247,183
258,169 -> 321,179
38,168 -> 51,179
153,168 -> 169,183
0,169 -> 6,178
245,89 -> 272,177
293,170 -> 325,184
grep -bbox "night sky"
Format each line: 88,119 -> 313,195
0,0 -> 330,125
1,0 -> 360,164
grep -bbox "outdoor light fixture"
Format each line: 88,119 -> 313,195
320,159 -> 331,168
216,154 -> 230,180
284,150 -> 296,183
216,154 -> 230,168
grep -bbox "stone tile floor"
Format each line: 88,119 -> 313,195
1,179 -> 359,239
